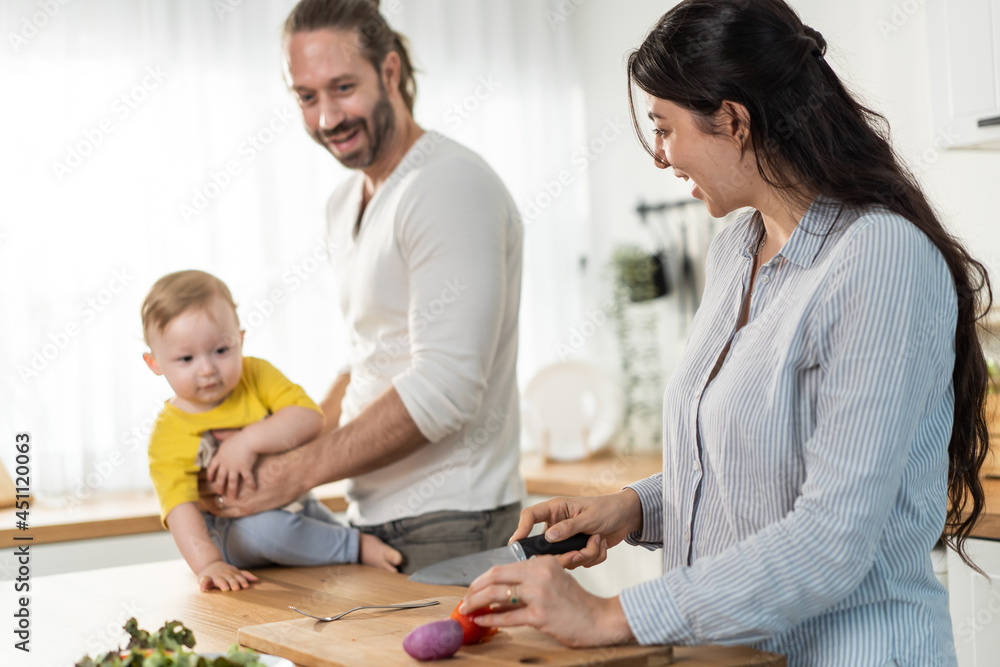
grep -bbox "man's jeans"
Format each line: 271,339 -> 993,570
354,502 -> 522,574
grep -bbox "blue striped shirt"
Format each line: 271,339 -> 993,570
619,197 -> 957,666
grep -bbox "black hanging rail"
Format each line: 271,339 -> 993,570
635,198 -> 704,224
634,198 -> 706,322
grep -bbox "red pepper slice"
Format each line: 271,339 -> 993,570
450,602 -> 498,645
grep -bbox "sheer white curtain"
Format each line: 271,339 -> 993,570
0,0 -> 588,499
391,1 -> 590,378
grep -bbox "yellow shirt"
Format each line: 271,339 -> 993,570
147,356 -> 322,526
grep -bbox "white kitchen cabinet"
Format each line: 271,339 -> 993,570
947,537 -> 1000,666
927,0 -> 1000,149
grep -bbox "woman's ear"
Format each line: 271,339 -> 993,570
719,100 -> 751,146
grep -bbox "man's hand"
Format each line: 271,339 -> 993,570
206,431 -> 259,497
201,387 -> 427,518
198,448 -> 308,518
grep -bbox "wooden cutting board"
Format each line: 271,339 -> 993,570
238,596 -> 673,666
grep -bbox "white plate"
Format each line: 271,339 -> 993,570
522,361 -> 623,461
201,653 -> 294,666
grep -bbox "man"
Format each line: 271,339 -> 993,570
202,0 -> 523,574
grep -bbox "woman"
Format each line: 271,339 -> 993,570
461,1 -> 991,665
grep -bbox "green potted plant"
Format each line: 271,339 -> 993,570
608,245 -> 667,452
611,246 -> 670,303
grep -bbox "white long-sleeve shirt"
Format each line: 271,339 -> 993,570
326,131 -> 524,526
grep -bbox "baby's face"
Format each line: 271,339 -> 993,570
145,297 -> 243,412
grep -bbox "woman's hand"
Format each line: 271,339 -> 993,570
460,557 -> 634,647
511,490 -> 644,569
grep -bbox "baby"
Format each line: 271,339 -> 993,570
141,270 -> 401,591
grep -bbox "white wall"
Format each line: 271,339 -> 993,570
563,0 -> 1000,323
546,1 -> 702,409
568,0 -> 692,254
793,1 -> 1000,273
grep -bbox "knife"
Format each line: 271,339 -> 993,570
408,533 -> 591,585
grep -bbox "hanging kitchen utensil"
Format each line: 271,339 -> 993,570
680,217 -> 699,311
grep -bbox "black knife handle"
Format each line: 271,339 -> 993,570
517,532 -> 591,558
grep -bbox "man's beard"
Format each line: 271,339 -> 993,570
318,88 -> 396,170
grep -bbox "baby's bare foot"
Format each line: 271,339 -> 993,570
359,533 -> 403,571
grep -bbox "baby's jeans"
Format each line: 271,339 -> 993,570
202,494 -> 358,568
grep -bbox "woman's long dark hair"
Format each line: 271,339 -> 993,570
627,0 -> 992,572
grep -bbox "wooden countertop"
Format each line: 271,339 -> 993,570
0,481 -> 349,548
520,450 -> 662,497
0,452 -> 661,549
32,559 -> 783,666
962,477 -> 1000,541
520,452 -> 1000,542
5,450 -> 998,548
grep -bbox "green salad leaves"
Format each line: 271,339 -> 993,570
75,618 -> 267,667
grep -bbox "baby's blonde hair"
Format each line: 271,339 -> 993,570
141,270 -> 238,345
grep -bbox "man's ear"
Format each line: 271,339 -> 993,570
143,352 -> 162,375
719,100 -> 751,146
239,330 -> 245,347
381,50 -> 401,97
